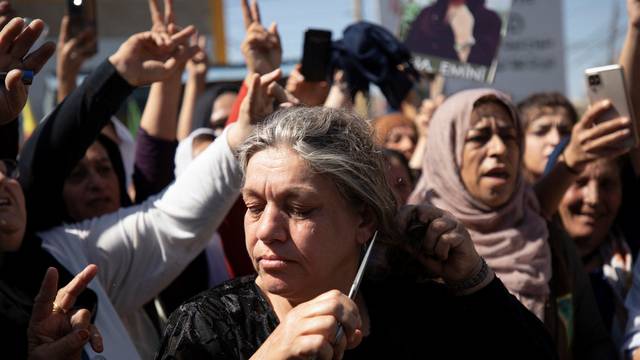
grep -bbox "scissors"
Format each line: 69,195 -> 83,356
333,230 -> 379,345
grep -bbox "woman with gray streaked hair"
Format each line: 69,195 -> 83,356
157,106 -> 556,360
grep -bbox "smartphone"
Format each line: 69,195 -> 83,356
66,0 -> 98,56
585,64 -> 638,148
300,29 -> 332,82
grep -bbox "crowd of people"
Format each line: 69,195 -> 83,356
3,0 -> 640,359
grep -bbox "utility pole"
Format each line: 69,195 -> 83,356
210,0 -> 227,65
609,0 -> 620,63
354,0 -> 363,21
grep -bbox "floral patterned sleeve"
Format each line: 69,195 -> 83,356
156,275 -> 279,360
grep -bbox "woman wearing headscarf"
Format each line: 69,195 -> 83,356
372,113 -> 418,161
409,89 -> 616,360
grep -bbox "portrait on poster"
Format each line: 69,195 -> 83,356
400,0 -> 512,83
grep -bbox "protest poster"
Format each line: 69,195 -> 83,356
397,0 -> 512,83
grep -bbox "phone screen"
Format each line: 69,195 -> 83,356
300,29 -> 332,82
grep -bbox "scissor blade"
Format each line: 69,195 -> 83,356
347,230 -> 378,299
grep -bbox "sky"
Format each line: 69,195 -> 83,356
221,0 -> 630,101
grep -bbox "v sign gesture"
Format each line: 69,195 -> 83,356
241,0 -> 282,75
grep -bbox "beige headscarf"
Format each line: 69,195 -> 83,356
409,88 -> 551,320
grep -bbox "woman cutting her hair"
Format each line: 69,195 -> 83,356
157,106 -> 556,359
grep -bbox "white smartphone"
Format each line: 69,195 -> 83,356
585,64 -> 638,148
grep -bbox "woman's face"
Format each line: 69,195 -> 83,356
0,161 -> 26,251
210,92 -> 237,130
558,160 -> 622,257
523,107 -> 573,180
63,142 -> 121,221
384,155 -> 413,208
243,147 -> 372,303
385,125 -> 417,160
460,101 -> 520,208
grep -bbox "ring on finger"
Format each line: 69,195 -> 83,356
52,302 -> 67,314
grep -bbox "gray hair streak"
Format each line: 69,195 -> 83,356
238,106 -> 397,241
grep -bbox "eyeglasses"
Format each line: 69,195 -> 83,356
0,159 -> 19,179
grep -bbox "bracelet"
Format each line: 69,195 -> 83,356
446,257 -> 494,296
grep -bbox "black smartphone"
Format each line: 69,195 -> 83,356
300,29 -> 332,82
66,0 -> 98,56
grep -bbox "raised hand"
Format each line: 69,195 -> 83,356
27,265 -> 102,360
108,26 -> 198,87
251,290 -> 363,360
415,95 -> 444,138
186,34 -> 208,79
149,0 -> 176,34
285,64 -> 330,106
0,17 -> 54,124
241,0 -> 282,75
563,100 -> 633,174
56,16 -> 97,102
395,204 -> 491,291
228,68 -> 298,151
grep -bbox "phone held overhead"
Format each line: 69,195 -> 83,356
585,64 -> 639,148
300,28 -> 332,82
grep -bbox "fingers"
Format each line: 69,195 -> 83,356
332,327 -> 348,360
58,16 -> 70,44
22,41 -> 55,72
54,264 -> 98,312
584,127 -> 632,153
148,0 -> 164,29
250,0 -> 262,25
61,27 -> 96,62
30,267 -> 58,324
432,224 -> 466,261
88,324 -> 104,353
297,335 -> 333,360
69,308 -> 91,332
396,204 -> 442,233
268,22 -> 281,48
307,290 -> 362,343
578,99 -> 612,128
424,214 -> 456,257
241,0 -> 252,29
10,18 -> 46,59
260,68 -> 282,86
579,116 -> 631,145
5,67 -> 22,89
346,328 -> 363,350
197,33 -> 206,50
170,25 -> 196,45
0,17 -> 23,53
69,309 -> 103,353
164,0 -> 175,26
268,82 -> 298,105
42,327 -> 91,360
4,68 -> 26,116
168,42 -> 199,70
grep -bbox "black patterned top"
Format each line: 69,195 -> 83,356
157,274 -> 558,359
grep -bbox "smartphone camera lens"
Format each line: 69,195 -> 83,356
588,75 -> 601,86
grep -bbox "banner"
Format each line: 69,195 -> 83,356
398,0 -> 512,83
379,0 -> 566,101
